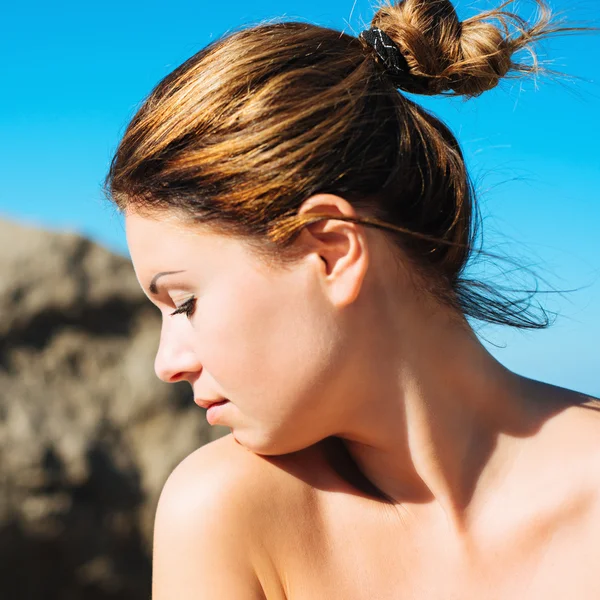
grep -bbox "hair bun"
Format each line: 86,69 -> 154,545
370,0 -> 556,97
359,27 -> 413,87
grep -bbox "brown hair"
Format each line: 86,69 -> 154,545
105,0 -> 580,329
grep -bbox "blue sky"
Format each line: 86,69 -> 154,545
2,0 -> 599,395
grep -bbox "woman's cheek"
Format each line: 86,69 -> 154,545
201,287 -> 297,403
194,291 -> 271,386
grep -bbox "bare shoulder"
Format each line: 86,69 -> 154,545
156,433 -> 266,519
533,386 -> 600,518
562,393 -> 600,549
152,435 -> 270,599
537,385 -> 600,465
158,433 -> 320,521
162,431 -> 267,492
547,389 -> 600,458
152,434 -> 320,600
567,393 -> 600,491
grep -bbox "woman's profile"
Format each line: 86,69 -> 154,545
105,0 -> 599,597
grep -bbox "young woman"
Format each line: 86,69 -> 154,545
106,0 -> 599,597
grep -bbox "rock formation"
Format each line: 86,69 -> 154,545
0,218 -> 227,599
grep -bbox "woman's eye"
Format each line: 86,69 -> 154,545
170,297 -> 196,318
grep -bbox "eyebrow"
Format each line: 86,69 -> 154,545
148,270 -> 186,295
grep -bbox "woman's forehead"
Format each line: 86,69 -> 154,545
126,212 -> 228,253
125,211 -> 267,278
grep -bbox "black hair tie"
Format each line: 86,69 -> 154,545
359,27 -> 411,86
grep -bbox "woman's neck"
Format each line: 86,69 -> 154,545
333,300 -> 544,535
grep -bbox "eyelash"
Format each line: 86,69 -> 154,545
170,297 -> 196,318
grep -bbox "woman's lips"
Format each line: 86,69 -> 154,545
194,398 -> 227,409
194,398 -> 230,424
204,400 -> 229,425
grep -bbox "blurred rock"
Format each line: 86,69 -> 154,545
0,219 -> 227,599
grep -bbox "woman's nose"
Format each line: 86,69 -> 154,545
154,323 -> 201,383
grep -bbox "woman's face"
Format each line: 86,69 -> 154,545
125,210 -> 351,455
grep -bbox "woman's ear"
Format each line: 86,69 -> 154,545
296,194 -> 370,308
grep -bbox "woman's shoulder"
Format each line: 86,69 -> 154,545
561,392 -> 600,484
547,390 -> 600,556
152,434 -> 324,599
527,386 -> 600,523
156,433 -> 318,536
540,387 -> 600,457
161,432 -> 322,506
530,384 -> 600,472
164,432 -> 268,491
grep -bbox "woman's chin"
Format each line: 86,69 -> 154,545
232,427 -> 315,457
233,433 -> 284,456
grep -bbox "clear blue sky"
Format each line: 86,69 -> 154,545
2,0 -> 598,395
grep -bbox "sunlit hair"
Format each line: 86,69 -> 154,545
105,0 -> 579,329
